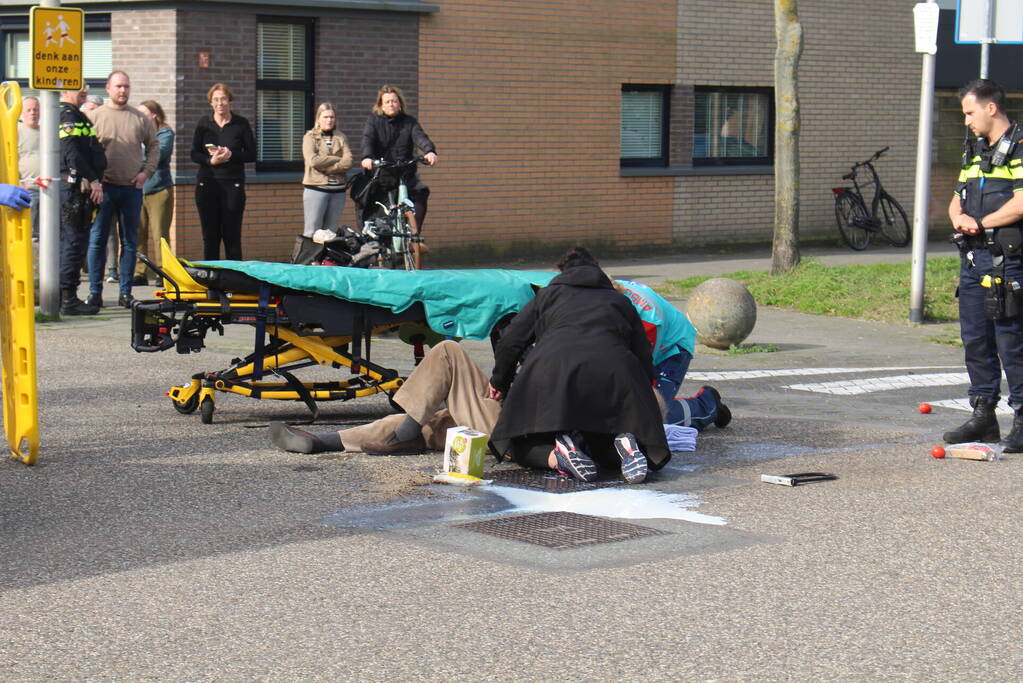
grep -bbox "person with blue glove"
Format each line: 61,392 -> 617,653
0,183 -> 32,210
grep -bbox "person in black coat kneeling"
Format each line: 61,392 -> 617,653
487,247 -> 671,484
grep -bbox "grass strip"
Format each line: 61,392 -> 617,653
660,257 -> 961,324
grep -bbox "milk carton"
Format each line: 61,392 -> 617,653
443,426 -> 488,479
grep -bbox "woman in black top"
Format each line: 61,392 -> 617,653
359,84 -> 437,233
190,82 -> 256,260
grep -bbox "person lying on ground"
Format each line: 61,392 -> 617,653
269,340 -> 730,459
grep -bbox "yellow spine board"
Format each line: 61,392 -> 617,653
0,82 -> 39,465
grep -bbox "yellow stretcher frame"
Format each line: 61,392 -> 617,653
146,239 -> 422,424
0,82 -> 39,465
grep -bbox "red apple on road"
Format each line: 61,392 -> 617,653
931,445 -> 946,459
919,403 -> 932,414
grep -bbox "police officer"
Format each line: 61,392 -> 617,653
58,88 -> 106,315
945,79 -> 1023,450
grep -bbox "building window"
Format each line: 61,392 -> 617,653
1,20 -> 111,96
620,85 -> 669,167
256,18 -> 313,172
693,87 -> 773,166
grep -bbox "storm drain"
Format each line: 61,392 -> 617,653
456,511 -> 668,550
488,469 -> 621,493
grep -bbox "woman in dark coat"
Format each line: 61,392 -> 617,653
488,248 -> 671,484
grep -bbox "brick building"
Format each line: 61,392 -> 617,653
1,0 -> 1021,261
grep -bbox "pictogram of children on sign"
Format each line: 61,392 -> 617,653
43,22 -> 57,46
56,15 -> 75,46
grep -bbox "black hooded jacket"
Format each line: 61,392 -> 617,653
489,264 -> 670,469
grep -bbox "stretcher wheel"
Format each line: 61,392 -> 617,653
172,393 -> 200,415
200,397 -> 215,424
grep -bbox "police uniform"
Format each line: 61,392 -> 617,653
58,102 -> 106,311
948,122 -> 1023,444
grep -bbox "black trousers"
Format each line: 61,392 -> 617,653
195,178 -> 245,260
58,181 -> 89,293
511,432 -> 618,470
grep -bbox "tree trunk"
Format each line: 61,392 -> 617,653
772,0 -> 803,275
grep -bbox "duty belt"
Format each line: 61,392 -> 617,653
964,234 -> 987,250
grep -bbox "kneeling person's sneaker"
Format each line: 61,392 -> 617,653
701,385 -> 732,428
614,432 -> 648,484
553,432 -> 598,482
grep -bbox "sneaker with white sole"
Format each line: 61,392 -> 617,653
553,432 -> 598,482
614,432 -> 648,484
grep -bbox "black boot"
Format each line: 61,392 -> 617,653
942,396 -> 1000,443
60,290 -> 100,316
701,385 -> 732,428
1003,408 -> 1023,453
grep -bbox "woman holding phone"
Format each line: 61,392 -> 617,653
190,83 -> 256,260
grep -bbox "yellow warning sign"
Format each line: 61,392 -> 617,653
30,6 -> 84,91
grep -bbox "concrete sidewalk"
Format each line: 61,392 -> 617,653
2,243 -> 1019,681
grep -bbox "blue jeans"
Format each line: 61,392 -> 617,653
88,183 -> 142,297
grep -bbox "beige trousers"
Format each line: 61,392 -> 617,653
339,340 -> 502,452
136,186 -> 174,276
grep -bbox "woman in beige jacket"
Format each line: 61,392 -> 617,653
302,103 -> 353,237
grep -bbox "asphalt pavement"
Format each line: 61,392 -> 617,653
3,238 -> 1021,681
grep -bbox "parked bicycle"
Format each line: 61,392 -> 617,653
352,157 -> 427,271
832,146 -> 910,250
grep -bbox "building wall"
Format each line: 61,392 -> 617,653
110,7 -> 420,262
417,0 -> 678,252
673,0 -> 920,245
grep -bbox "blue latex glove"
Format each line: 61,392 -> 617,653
0,184 -> 31,210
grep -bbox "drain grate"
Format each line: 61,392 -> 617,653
488,469 -> 621,493
456,511 -> 668,550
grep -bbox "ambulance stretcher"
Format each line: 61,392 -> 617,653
131,240 -> 554,424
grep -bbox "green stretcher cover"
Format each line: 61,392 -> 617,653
196,261 -> 556,340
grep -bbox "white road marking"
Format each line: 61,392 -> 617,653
929,397 -> 1014,415
687,366 -> 961,381
785,372 -> 969,395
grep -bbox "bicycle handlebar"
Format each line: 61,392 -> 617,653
371,156 -> 429,170
845,146 -> 891,177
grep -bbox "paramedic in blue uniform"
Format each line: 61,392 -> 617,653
616,279 -> 730,430
944,79 -> 1023,451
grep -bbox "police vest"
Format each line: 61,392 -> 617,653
958,123 -> 1023,223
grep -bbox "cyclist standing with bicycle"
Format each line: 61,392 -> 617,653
358,85 -> 437,234
945,79 -> 1023,452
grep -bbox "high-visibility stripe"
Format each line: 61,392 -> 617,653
1011,158 -> 1022,167
959,164 -> 1017,181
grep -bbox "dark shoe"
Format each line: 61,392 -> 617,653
85,292 -> 103,308
270,421 -> 326,454
118,294 -> 134,309
361,434 -> 426,455
701,385 -> 732,428
132,274 -> 149,286
943,395 -> 1000,443
1003,408 -> 1023,453
60,294 -> 99,316
105,271 -> 118,284
553,432 -> 598,482
613,432 -> 648,484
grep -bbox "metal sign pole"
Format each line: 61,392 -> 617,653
910,1 -> 939,323
37,0 -> 61,319
980,0 -> 993,77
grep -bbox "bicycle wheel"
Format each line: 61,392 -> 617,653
877,192 -> 910,247
834,192 -> 871,250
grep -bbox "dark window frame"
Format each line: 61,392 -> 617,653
255,15 -> 314,173
620,83 -> 670,168
0,13 -> 112,94
693,85 -> 774,167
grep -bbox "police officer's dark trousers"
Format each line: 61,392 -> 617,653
958,246 -> 1023,406
58,180 -> 89,293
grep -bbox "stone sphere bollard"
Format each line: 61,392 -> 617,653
686,278 -> 757,349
